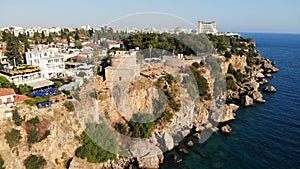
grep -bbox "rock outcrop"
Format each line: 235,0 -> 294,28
264,86 -> 277,93
221,124 -> 232,134
186,140 -> 194,147
162,132 -> 174,151
211,104 -> 239,123
137,154 -> 164,169
241,95 -> 254,107
250,91 -> 266,103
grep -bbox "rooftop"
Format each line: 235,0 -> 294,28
0,88 -> 16,97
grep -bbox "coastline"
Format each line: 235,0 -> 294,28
68,49 -> 280,169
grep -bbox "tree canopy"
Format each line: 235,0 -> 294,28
24,155 -> 46,169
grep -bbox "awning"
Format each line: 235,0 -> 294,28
26,80 -> 54,89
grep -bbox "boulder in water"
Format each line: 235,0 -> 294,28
241,95 -> 254,107
263,86 -> 276,93
221,124 -> 232,134
186,140 -> 194,147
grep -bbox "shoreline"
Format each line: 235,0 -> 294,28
159,56 -> 279,168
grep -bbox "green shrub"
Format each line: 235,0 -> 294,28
27,116 -> 40,126
114,122 -> 127,135
227,63 -> 235,74
26,117 -> 50,144
63,101 -> 75,112
189,66 -> 210,97
226,75 -> 236,91
24,155 -> 46,169
77,71 -> 86,78
75,123 -> 117,163
5,129 -> 22,148
165,74 -> 175,84
156,111 -> 174,124
39,130 -> 50,142
235,70 -> 244,83
72,92 -> 81,101
24,100 -> 36,106
62,90 -> 70,95
224,51 -> 232,59
27,128 -> 39,144
0,155 -> 4,169
245,66 -> 251,74
12,109 -> 24,126
128,120 -> 155,138
192,62 -> 201,69
17,84 -> 33,95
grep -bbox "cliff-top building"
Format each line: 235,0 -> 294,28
25,47 -> 65,79
198,21 -> 218,34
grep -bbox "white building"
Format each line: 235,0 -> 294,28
0,51 -> 9,68
108,41 -> 123,49
0,88 -> 15,106
198,21 -> 218,34
25,48 -> 65,79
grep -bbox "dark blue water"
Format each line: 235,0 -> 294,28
161,33 -> 300,169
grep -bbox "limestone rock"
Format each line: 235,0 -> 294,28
263,86 -> 276,93
211,104 -> 239,123
259,78 -> 268,85
137,155 -> 161,169
227,91 -> 240,103
193,133 -> 201,140
266,73 -> 273,79
162,132 -> 174,151
255,72 -> 265,78
242,95 -> 254,107
186,140 -> 194,147
221,124 -> 232,134
250,91 -> 266,103
179,148 -> 189,154
271,67 -> 279,73
262,60 -> 273,69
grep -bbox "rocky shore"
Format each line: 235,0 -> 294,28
157,56 -> 279,169
72,55 -> 279,169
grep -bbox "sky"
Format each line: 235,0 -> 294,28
0,0 -> 299,33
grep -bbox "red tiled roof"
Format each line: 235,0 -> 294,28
108,41 -> 123,45
72,56 -> 87,61
14,94 -> 32,103
83,43 -> 100,49
0,88 -> 16,97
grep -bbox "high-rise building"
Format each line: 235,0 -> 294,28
198,21 -> 218,34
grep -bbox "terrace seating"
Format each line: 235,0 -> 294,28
31,87 -> 57,98
36,100 -> 53,108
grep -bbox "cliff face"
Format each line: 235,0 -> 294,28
221,55 -> 248,74
0,35 -> 280,169
0,104 -> 83,169
74,51 -> 278,168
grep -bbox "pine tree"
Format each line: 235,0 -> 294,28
41,31 -> 45,39
5,33 -> 23,65
75,31 -> 80,41
48,33 -> 54,43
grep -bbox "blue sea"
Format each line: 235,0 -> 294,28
161,33 -> 300,169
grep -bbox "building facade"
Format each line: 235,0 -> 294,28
25,48 -> 65,79
0,88 -> 16,105
198,21 -> 218,34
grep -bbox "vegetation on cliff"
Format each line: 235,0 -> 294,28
24,155 -> 46,169
0,155 -> 4,169
25,117 -> 50,144
112,74 -> 181,138
5,128 -> 22,149
75,123 -> 117,163
12,109 -> 25,126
